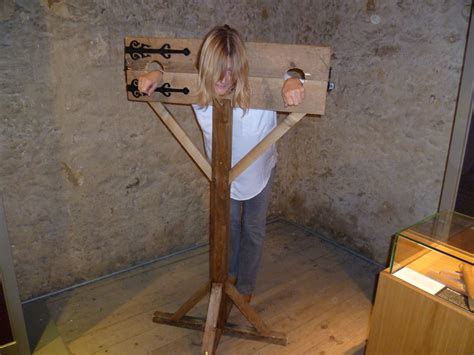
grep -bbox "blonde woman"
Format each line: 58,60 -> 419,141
139,25 -> 304,302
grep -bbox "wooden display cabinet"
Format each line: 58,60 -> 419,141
367,210 -> 474,355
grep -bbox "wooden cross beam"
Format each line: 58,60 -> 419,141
125,37 -> 330,115
125,36 -> 331,354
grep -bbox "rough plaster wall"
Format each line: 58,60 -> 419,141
0,0 -> 338,300
0,0 -> 470,299
272,1 -> 472,264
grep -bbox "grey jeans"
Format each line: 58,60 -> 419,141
229,168 -> 275,295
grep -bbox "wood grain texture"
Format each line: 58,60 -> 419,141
225,282 -> 271,336
209,99 -> 232,283
125,36 -> 330,115
152,312 -> 286,346
125,37 -> 331,80
367,270 -> 474,355
462,264 -> 474,311
127,71 -> 327,115
202,283 -> 223,355
230,112 -> 306,182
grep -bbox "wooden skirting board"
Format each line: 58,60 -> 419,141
367,270 -> 474,354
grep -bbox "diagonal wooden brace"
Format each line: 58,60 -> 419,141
170,281 -> 210,321
230,112 -> 306,182
224,281 -> 271,335
148,102 -> 212,181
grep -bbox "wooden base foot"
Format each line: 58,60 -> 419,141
152,280 -> 287,354
202,283 -> 223,354
153,312 -> 287,345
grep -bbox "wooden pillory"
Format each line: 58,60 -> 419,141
125,36 -> 331,354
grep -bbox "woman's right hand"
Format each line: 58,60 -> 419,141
138,70 -> 163,96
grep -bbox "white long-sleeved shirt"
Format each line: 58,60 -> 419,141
193,104 -> 277,201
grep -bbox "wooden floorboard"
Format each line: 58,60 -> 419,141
24,220 -> 382,354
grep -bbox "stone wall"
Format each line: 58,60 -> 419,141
0,0 -> 470,299
272,1 -> 472,264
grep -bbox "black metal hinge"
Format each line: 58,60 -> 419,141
127,79 -> 189,98
125,40 -> 191,60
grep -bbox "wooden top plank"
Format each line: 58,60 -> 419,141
125,37 -> 331,81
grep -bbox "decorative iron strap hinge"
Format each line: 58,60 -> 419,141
127,79 -> 190,98
125,40 -> 191,60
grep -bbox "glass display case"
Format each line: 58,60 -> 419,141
390,210 -> 473,312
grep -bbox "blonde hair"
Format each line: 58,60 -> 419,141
196,25 -> 250,110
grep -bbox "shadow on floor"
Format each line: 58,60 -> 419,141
23,299 -> 70,354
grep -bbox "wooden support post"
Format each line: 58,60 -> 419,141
209,99 -> 232,283
198,99 -> 233,355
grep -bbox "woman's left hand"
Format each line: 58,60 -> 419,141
282,78 -> 305,107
